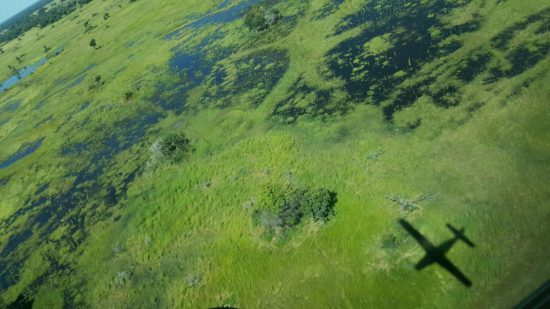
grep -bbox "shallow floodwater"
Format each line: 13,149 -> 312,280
0,58 -> 47,92
165,0 -> 261,39
0,138 -> 44,169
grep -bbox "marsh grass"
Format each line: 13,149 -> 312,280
0,0 -> 549,307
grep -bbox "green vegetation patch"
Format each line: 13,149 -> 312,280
253,183 -> 337,231
244,5 -> 282,32
149,133 -> 192,166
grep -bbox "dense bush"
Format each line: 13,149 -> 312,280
253,183 -> 337,229
244,5 -> 282,32
159,133 -> 192,163
302,187 -> 337,221
148,133 -> 192,167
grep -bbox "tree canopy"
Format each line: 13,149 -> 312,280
253,183 -> 337,229
0,0 -> 94,44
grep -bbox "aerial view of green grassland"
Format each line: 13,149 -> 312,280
0,0 -> 549,307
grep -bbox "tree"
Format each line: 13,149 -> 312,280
244,5 -> 282,32
148,133 -> 193,167
103,13 -> 110,20
89,75 -> 104,91
8,64 -> 19,77
302,188 -> 337,221
83,21 -> 95,32
158,133 -> 192,163
253,184 -> 337,229
244,6 -> 266,31
43,45 -> 50,53
89,38 -> 97,48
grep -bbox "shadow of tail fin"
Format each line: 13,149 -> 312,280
446,223 -> 475,248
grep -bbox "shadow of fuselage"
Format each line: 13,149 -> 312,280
399,219 -> 475,287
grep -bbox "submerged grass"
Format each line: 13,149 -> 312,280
0,0 -> 549,307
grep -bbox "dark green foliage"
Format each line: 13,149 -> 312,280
43,45 -> 50,53
302,187 -> 337,221
7,64 -> 19,76
253,184 -> 337,230
104,13 -> 110,20
158,133 -> 192,163
89,75 -> 105,91
89,38 -> 97,48
83,21 -> 96,32
244,6 -> 266,31
0,0 -> 94,44
124,91 -> 133,100
244,5 -> 282,32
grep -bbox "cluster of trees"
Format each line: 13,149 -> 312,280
158,134 -> 192,163
244,5 -> 282,32
253,183 -> 337,230
148,133 -> 193,168
0,0 -> 93,44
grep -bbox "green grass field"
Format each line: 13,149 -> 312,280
0,0 -> 549,307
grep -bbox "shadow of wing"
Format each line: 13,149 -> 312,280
437,256 -> 472,287
399,219 -> 434,250
415,255 -> 434,270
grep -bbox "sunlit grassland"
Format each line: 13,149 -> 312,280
67,76 -> 549,307
1,0 -> 549,307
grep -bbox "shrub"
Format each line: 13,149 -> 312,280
158,133 -> 192,163
302,187 -> 337,221
89,75 -> 105,91
244,5 -> 282,32
147,133 -> 192,168
124,91 -> 133,100
253,183 -> 337,229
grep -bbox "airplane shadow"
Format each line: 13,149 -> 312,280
399,219 -> 475,287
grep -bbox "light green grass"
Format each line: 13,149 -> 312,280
1,0 -> 549,307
